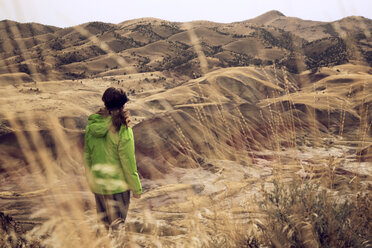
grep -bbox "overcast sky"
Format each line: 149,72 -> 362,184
0,0 -> 371,28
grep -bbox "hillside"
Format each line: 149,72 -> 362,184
0,11 -> 371,84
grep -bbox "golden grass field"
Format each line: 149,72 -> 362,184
0,10 -> 371,248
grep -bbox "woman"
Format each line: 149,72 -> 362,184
83,87 -> 142,231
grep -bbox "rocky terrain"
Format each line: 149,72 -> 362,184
0,10 -> 371,247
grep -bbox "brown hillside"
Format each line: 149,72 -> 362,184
0,12 -> 371,84
1,64 -> 370,180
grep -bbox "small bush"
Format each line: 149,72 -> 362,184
258,180 -> 372,247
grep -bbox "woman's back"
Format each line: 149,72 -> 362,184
84,89 -> 142,196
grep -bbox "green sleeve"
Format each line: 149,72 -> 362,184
83,127 -> 92,167
118,127 -> 143,194
83,127 -> 94,187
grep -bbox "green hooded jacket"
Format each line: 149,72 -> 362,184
83,114 -> 142,195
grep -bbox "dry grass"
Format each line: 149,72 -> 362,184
257,179 -> 372,247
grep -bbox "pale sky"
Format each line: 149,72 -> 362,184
0,0 -> 371,28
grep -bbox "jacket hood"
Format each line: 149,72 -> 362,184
87,114 -> 110,138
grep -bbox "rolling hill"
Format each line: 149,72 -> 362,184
0,11 -> 371,84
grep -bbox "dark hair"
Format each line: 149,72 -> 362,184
99,87 -> 130,131
102,87 -> 128,110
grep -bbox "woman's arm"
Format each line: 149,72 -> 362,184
83,127 -> 95,188
83,128 -> 92,168
118,127 -> 143,195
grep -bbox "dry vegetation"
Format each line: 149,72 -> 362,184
0,9 -> 371,248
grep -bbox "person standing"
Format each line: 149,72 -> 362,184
83,87 -> 142,231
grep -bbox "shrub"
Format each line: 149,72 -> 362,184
258,180 -> 372,247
